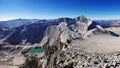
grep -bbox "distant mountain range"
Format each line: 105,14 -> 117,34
0,16 -> 120,44
0,18 -> 44,28
0,18 -> 120,28
95,20 -> 120,27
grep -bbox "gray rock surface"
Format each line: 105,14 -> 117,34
1,16 -> 120,68
39,16 -> 120,68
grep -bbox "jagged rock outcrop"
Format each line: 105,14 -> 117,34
40,16 -> 92,46
40,16 -> 95,68
19,55 -> 43,68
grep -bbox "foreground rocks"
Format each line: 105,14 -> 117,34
56,49 -> 120,68
19,46 -> 120,68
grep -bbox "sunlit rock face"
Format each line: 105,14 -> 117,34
40,16 -> 93,47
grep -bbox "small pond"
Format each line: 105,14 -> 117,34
31,47 -> 44,54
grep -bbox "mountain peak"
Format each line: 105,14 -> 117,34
75,15 -> 88,22
55,17 -> 74,23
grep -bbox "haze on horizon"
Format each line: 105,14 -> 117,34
0,0 -> 120,21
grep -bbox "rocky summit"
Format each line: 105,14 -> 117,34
0,16 -> 120,68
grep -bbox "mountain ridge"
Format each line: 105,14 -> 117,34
0,16 -> 120,44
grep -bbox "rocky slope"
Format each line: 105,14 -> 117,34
37,16 -> 120,68
1,16 -> 120,68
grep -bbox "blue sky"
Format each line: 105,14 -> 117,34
0,0 -> 120,20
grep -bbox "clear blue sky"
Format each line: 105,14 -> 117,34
0,0 -> 120,20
